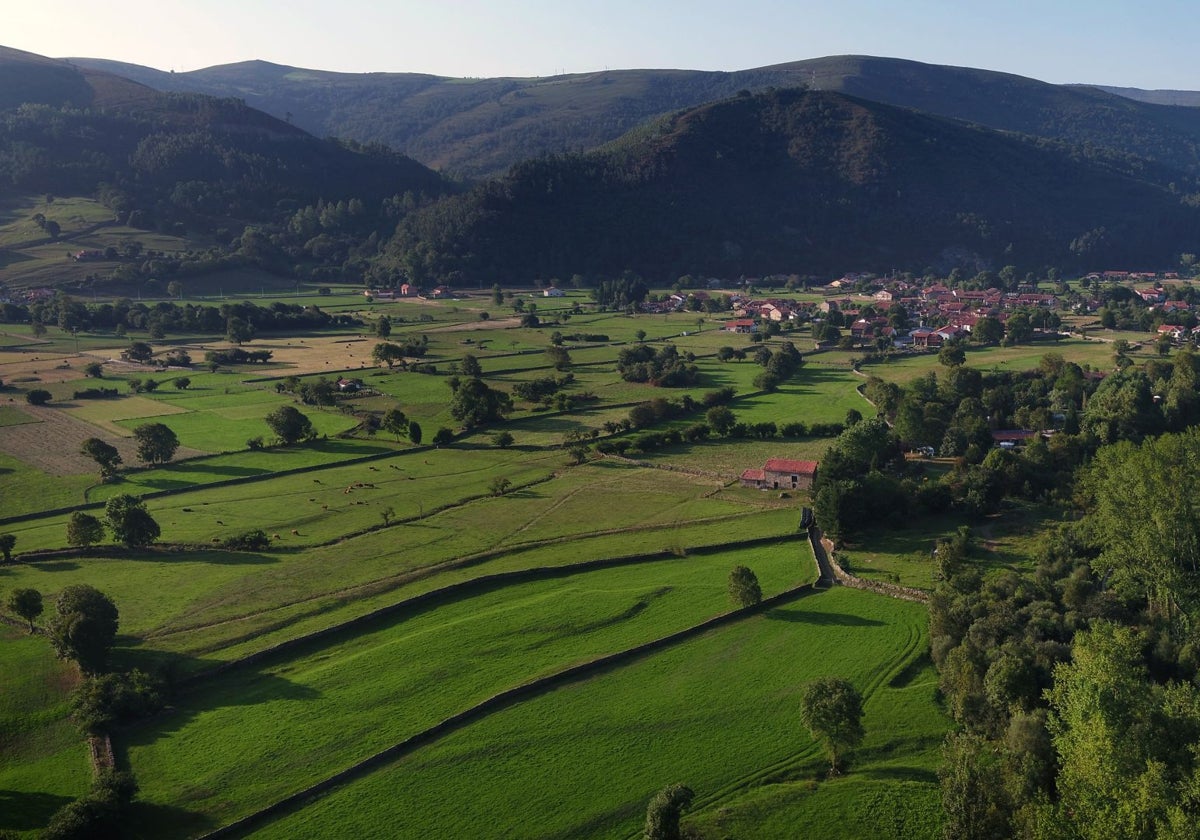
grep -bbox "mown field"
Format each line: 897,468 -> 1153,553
0,287 -> 1070,839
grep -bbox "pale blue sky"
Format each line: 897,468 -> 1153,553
8,0 -> 1200,89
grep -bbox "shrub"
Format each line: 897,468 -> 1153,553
221,529 -> 271,551
25,388 -> 51,405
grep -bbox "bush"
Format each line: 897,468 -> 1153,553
70,670 -> 164,734
25,389 -> 51,405
72,388 -> 120,400
221,529 -> 271,551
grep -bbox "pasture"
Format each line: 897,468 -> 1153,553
0,288 -> 1070,839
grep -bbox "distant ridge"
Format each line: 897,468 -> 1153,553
64,52 -> 1200,180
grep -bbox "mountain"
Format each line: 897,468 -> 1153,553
1081,85 -> 1200,109
0,46 -> 448,235
66,54 -> 1200,181
66,56 -> 813,178
381,87 -> 1200,283
776,56 -> 1200,178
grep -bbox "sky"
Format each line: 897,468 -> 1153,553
7,0 -> 1200,90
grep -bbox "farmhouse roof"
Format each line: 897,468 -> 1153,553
740,468 -> 766,481
763,459 -> 819,476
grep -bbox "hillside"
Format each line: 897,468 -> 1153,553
67,53 -> 1200,181
1083,84 -> 1200,108
382,87 -> 1200,283
0,47 -> 450,288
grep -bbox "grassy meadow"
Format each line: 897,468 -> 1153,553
0,285 -> 1078,839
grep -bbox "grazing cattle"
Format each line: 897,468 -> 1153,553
290,529 -> 299,535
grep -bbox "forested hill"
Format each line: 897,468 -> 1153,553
0,46 -> 450,237
66,53 -> 1200,180
66,56 -> 811,178
380,87 -> 1200,285
780,56 -> 1200,177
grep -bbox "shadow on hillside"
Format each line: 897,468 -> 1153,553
122,800 -> 217,840
862,766 -> 938,785
0,790 -> 76,833
22,560 -> 81,572
160,462 -> 267,478
765,608 -> 884,627
113,648 -> 322,746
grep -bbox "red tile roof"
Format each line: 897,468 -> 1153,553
763,459 -> 819,475
740,469 -> 766,481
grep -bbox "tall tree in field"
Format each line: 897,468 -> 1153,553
104,495 -> 160,547
407,420 -> 423,445
81,438 -> 122,480
0,533 -> 14,563
67,512 -> 105,548
46,584 -> 119,674
7,588 -> 43,632
132,423 -> 179,465
800,677 -> 865,774
728,565 -> 762,608
643,783 -> 694,840
264,406 -> 316,445
382,408 -> 409,441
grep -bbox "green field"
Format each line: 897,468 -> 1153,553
1,290 -> 1065,839
251,589 -> 940,840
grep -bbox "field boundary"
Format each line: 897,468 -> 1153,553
820,529 -> 930,603
194,581 -> 820,840
173,533 -> 807,688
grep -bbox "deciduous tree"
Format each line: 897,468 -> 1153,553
47,584 -> 119,674
800,677 -> 865,773
104,495 -> 160,547
133,422 -> 179,465
81,438 -> 122,479
67,512 -> 105,549
643,783 -> 693,840
728,565 -> 762,607
264,406 -> 316,445
7,587 -> 42,631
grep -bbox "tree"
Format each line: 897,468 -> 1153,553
124,341 -> 154,363
104,494 -> 160,547
172,376 -> 191,390
372,342 -> 405,368
432,427 -> 454,446
83,361 -> 104,378
7,587 -> 43,632
494,431 -> 514,448
643,783 -> 694,840
407,420 -> 423,445
380,506 -> 395,527
382,408 -> 409,441
265,406 -> 316,445
26,389 -> 51,405
67,512 -> 105,549
133,423 -> 179,465
226,316 -> 255,345
0,533 -> 14,563
449,379 -> 512,428
167,280 -> 183,300
375,315 -> 392,338
46,584 -> 119,674
800,677 -> 865,773
728,565 -> 762,607
706,405 -> 736,436
939,343 -> 967,368
460,354 -> 482,378
636,329 -> 647,343
81,437 -> 122,479
490,476 -> 512,496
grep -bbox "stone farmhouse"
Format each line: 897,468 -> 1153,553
740,458 -> 819,491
